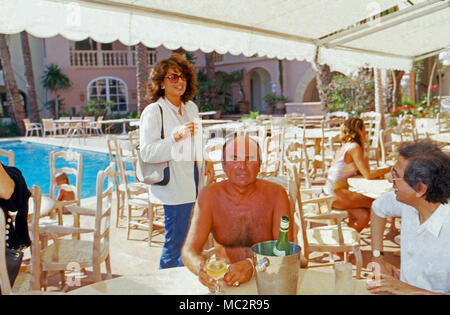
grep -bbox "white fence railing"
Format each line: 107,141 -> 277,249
70,50 -> 156,68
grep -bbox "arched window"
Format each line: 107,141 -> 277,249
87,77 -> 128,113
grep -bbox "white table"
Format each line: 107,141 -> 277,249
68,266 -> 371,295
348,176 -> 393,199
430,132 -> 450,145
53,119 -> 91,145
100,119 -> 140,135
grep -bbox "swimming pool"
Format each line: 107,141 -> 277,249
0,141 -> 111,198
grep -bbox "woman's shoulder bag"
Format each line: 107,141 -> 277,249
135,105 -> 170,186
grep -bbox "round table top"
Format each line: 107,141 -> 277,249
348,176 -> 393,199
68,266 -> 371,295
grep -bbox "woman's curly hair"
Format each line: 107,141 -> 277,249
340,118 -> 365,148
147,53 -> 197,104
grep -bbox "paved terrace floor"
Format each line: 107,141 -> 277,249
7,135 -> 400,293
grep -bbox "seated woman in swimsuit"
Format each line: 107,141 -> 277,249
323,118 -> 391,232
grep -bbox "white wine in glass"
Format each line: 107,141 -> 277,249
206,258 -> 227,293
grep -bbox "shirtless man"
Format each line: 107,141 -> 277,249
181,134 -> 293,292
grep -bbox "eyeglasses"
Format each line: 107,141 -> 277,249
165,73 -> 187,83
390,169 -> 403,182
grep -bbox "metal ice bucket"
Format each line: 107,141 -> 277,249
251,240 -> 301,295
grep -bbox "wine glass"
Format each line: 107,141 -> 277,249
206,257 -> 228,294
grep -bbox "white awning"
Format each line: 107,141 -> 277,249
0,0 -> 449,74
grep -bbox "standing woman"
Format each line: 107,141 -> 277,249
323,118 -> 391,232
140,53 -> 200,269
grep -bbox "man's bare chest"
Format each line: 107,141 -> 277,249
211,202 -> 273,247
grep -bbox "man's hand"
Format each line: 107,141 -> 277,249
223,259 -> 253,287
198,261 -> 221,293
366,273 -> 439,295
371,256 -> 400,279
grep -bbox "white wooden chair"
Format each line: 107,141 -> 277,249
42,119 -> 61,137
85,116 -> 104,136
361,112 -> 382,166
106,136 -> 147,227
33,164 -> 115,290
116,140 -> 164,247
40,150 -> 83,226
0,148 -> 14,166
1,186 -> 63,295
283,126 -> 312,188
23,118 -> 42,137
289,165 -> 362,278
379,128 -> 403,166
437,112 -> 449,134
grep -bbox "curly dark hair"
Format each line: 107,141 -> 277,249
340,118 -> 365,148
399,140 -> 450,204
147,53 -> 197,104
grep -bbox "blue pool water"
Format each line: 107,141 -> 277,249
0,141 -> 111,198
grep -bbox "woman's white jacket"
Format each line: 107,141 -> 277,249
139,97 -> 199,205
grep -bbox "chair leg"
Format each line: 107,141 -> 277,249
127,205 -> 132,240
114,187 -> 121,228
147,204 -> 154,247
93,262 -> 102,283
353,246 -> 363,279
105,255 -> 112,280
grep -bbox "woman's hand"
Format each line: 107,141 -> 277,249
173,121 -> 197,142
223,259 -> 254,287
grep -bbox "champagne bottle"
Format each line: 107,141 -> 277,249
273,215 -> 290,256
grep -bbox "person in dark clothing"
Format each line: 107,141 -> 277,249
0,162 -> 31,250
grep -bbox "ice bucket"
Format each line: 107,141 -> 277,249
251,240 -> 301,295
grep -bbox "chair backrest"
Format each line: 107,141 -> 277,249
0,148 -> 14,166
42,119 -> 55,131
92,163 -> 115,259
115,140 -> 141,197
0,209 -> 12,295
379,128 -> 402,165
96,116 -> 104,128
261,129 -> 285,176
283,126 -> 311,188
326,111 -> 349,120
302,115 -> 324,128
437,112 -> 449,134
360,111 -> 381,149
258,174 -> 298,226
396,114 -> 417,141
23,118 -> 31,129
49,150 -> 83,203
71,117 -> 82,127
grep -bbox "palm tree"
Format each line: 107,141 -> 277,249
313,50 -> 332,114
205,52 -> 219,111
0,34 -> 27,135
41,63 -> 71,119
136,43 -> 149,115
20,31 -> 40,123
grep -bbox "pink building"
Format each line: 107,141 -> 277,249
44,36 -> 321,116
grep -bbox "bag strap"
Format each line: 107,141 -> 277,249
158,105 -> 165,139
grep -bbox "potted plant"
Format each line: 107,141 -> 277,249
274,95 -> 288,114
264,93 -> 278,114
227,69 -> 250,114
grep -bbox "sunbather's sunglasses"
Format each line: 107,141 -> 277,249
165,73 -> 187,83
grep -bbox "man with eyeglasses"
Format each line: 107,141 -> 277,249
368,140 -> 450,295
